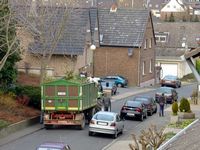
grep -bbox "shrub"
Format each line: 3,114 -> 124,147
14,85 -> 41,109
179,97 -> 191,112
172,101 -> 178,115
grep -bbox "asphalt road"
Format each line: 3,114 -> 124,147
0,83 -> 196,150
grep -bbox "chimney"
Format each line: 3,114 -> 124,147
110,3 -> 118,13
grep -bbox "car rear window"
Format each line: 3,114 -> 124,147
164,76 -> 176,80
94,114 -> 114,121
157,88 -> 172,94
134,97 -> 150,104
125,100 -> 141,107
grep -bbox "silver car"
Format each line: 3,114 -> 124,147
88,111 -> 124,139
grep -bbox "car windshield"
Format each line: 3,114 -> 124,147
94,113 -> 114,121
125,100 -> 141,107
164,75 -> 176,80
157,87 -> 172,94
37,148 -> 61,150
118,75 -> 125,79
134,97 -> 150,104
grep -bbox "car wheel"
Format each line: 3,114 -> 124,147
112,131 -> 118,139
149,110 -> 153,116
140,114 -> 144,121
117,83 -> 122,87
89,131 -> 93,136
154,107 -> 157,113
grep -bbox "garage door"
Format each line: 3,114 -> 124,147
160,63 -> 178,78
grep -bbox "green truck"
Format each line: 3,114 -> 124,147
41,79 -> 102,129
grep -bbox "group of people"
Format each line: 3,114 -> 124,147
158,90 -> 177,116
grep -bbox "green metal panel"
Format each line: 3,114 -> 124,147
41,79 -> 98,112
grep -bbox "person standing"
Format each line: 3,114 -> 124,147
159,93 -> 166,116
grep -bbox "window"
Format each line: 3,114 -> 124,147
149,59 -> 153,73
144,39 -> 147,49
149,38 -> 152,48
142,61 -> 146,75
155,32 -> 169,43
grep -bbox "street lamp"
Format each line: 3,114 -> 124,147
90,44 -> 96,50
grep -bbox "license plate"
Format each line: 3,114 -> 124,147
127,113 -> 135,116
165,81 -> 171,83
97,122 -> 107,126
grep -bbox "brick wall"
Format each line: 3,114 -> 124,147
94,47 -> 140,86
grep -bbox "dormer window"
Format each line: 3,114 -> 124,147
155,32 -> 169,43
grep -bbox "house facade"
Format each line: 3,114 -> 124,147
13,1 -> 156,86
154,22 -> 200,78
160,0 -> 189,21
94,8 -> 156,86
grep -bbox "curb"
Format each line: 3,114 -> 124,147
0,116 -> 40,139
111,88 -> 156,101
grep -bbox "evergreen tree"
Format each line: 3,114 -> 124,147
0,0 -> 21,88
194,15 -> 199,22
182,15 -> 187,22
169,13 -> 175,22
164,14 -> 168,22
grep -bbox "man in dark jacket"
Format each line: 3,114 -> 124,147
102,94 -> 111,111
159,93 -> 166,116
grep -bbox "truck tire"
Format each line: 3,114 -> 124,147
88,108 -> 96,122
79,114 -> 85,130
44,125 -> 53,129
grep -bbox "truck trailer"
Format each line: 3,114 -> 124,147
41,79 -> 101,129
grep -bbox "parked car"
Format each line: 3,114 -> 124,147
100,75 -> 128,87
120,100 -> 148,121
155,87 -> 178,104
160,75 -> 181,88
100,80 -> 117,95
88,111 -> 124,139
36,142 -> 71,150
133,96 -> 157,116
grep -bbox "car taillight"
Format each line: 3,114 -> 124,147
90,120 -> 95,124
110,122 -> 116,127
136,108 -> 142,112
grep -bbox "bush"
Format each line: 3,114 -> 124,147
179,97 -> 191,112
172,101 -> 178,115
13,85 -> 41,109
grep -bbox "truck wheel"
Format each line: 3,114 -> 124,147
44,125 -> 52,129
79,114 -> 85,130
88,108 -> 96,122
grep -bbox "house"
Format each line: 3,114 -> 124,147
160,0 -> 189,21
11,1 -> 94,77
93,7 -> 156,86
12,1 -> 156,86
154,22 -> 200,78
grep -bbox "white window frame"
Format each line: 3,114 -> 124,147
149,59 -> 152,73
144,39 -> 147,49
149,38 -> 152,48
142,61 -> 146,75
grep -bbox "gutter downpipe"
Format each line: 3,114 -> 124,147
138,46 -> 141,86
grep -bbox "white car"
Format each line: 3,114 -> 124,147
88,111 -> 124,139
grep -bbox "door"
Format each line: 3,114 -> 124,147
161,63 -> 178,78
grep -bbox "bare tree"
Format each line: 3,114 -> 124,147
0,0 -> 20,71
9,0 -> 73,83
129,125 -> 166,150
